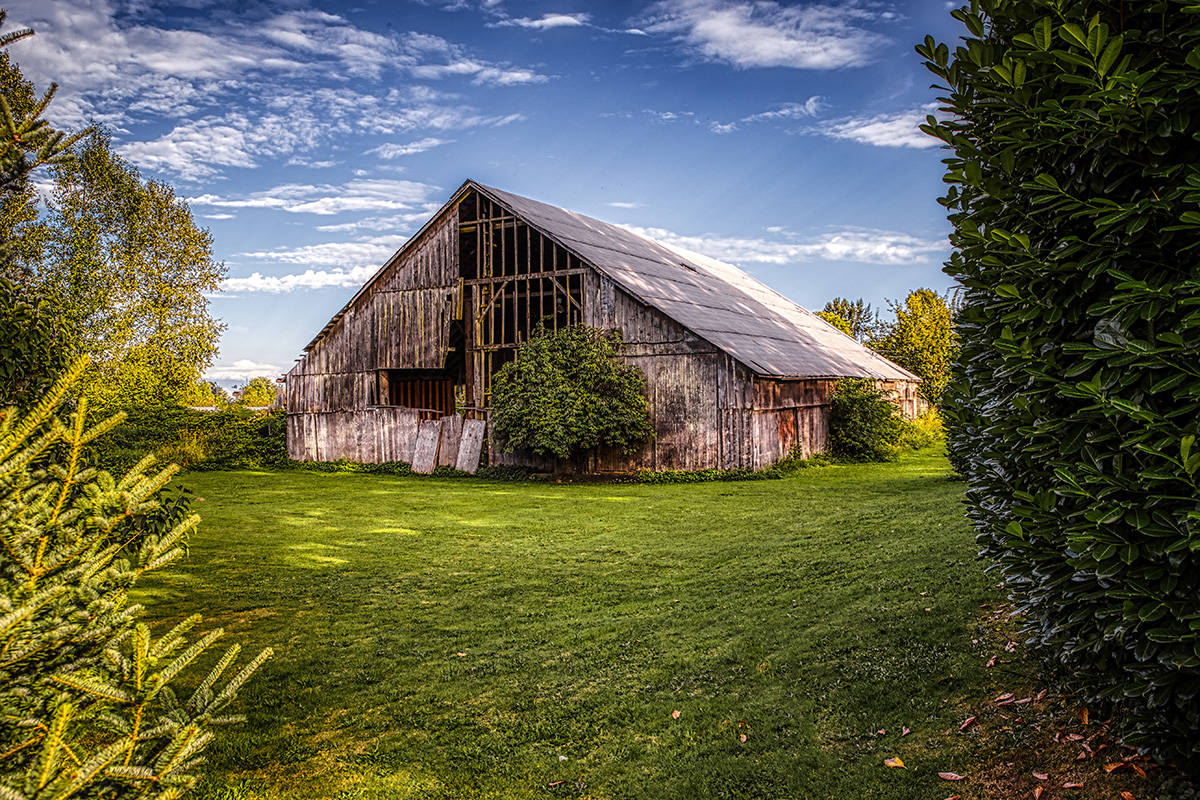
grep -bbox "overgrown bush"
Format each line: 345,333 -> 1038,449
0,361 -> 270,797
920,1 -> 1200,770
91,404 -> 287,473
828,378 -> 904,462
490,324 -> 653,460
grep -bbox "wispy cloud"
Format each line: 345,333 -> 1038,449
743,96 -> 825,122
607,201 -> 643,209
367,137 -> 452,159
6,0 -> 545,137
118,88 -> 516,179
192,179 -> 439,216
205,359 -> 284,381
636,0 -> 892,70
818,105 -> 940,149
495,13 -> 591,30
224,265 -> 385,293
621,224 -> 945,265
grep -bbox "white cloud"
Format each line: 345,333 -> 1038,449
191,179 -> 439,216
819,105 -> 940,149
497,13 -> 591,30
5,0 -> 545,137
637,0 -> 891,69
621,224 -> 945,265
743,96 -> 825,122
223,265 -> 384,293
203,213 -> 234,220
710,121 -> 737,134
367,137 -> 451,158
607,201 -> 643,209
410,60 -> 548,85
205,359 -> 284,381
117,87 -> 517,179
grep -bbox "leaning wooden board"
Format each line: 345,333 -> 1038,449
436,414 -> 464,468
411,419 -> 442,474
455,419 -> 485,474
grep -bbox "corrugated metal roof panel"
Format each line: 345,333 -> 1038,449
473,182 -> 919,381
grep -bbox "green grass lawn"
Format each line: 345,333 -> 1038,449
144,449 -> 999,800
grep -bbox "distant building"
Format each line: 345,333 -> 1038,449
286,180 -> 919,472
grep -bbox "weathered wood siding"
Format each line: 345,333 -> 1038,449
747,378 -> 836,467
287,407 -> 422,462
286,212 -> 459,414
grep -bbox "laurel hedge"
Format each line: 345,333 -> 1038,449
919,1 -> 1200,771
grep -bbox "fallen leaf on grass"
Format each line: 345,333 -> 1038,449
901,726 -> 911,737
1035,689 -> 1047,701
944,796 -> 961,800
1032,772 -> 1048,781
1014,697 -> 1032,705
1103,762 -> 1128,773
547,781 -> 565,788
671,710 -> 681,720
739,733 -> 747,743
877,729 -> 886,735
960,716 -> 976,731
938,772 -> 964,781
995,693 -> 1015,703
454,652 -> 467,657
1063,783 -> 1083,789
1120,792 -> 1136,800
884,757 -> 905,769
986,656 -> 997,667
1066,733 -> 1084,741
1079,707 -> 1089,725
1033,787 -> 1044,800
1132,764 -> 1147,778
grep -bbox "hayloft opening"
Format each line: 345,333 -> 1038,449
457,189 -> 585,411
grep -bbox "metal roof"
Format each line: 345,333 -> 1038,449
471,182 -> 918,381
303,179 -> 918,382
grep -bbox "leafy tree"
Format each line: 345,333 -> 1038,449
821,297 -> 880,342
920,1 -> 1200,771
870,288 -> 957,406
237,376 -> 277,408
0,360 -> 271,797
815,310 -> 853,336
491,324 -> 653,460
40,129 -> 226,407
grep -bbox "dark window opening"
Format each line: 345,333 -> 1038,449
376,370 -> 455,419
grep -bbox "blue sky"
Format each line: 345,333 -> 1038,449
9,0 -> 960,384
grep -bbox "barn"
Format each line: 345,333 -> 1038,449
285,179 -> 920,473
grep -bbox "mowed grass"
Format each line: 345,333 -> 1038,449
142,449 -> 999,800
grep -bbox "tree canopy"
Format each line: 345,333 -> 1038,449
869,289 -> 958,406
821,297 -> 880,342
37,130 -> 226,406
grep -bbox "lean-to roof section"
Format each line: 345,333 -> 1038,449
302,179 -> 918,382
